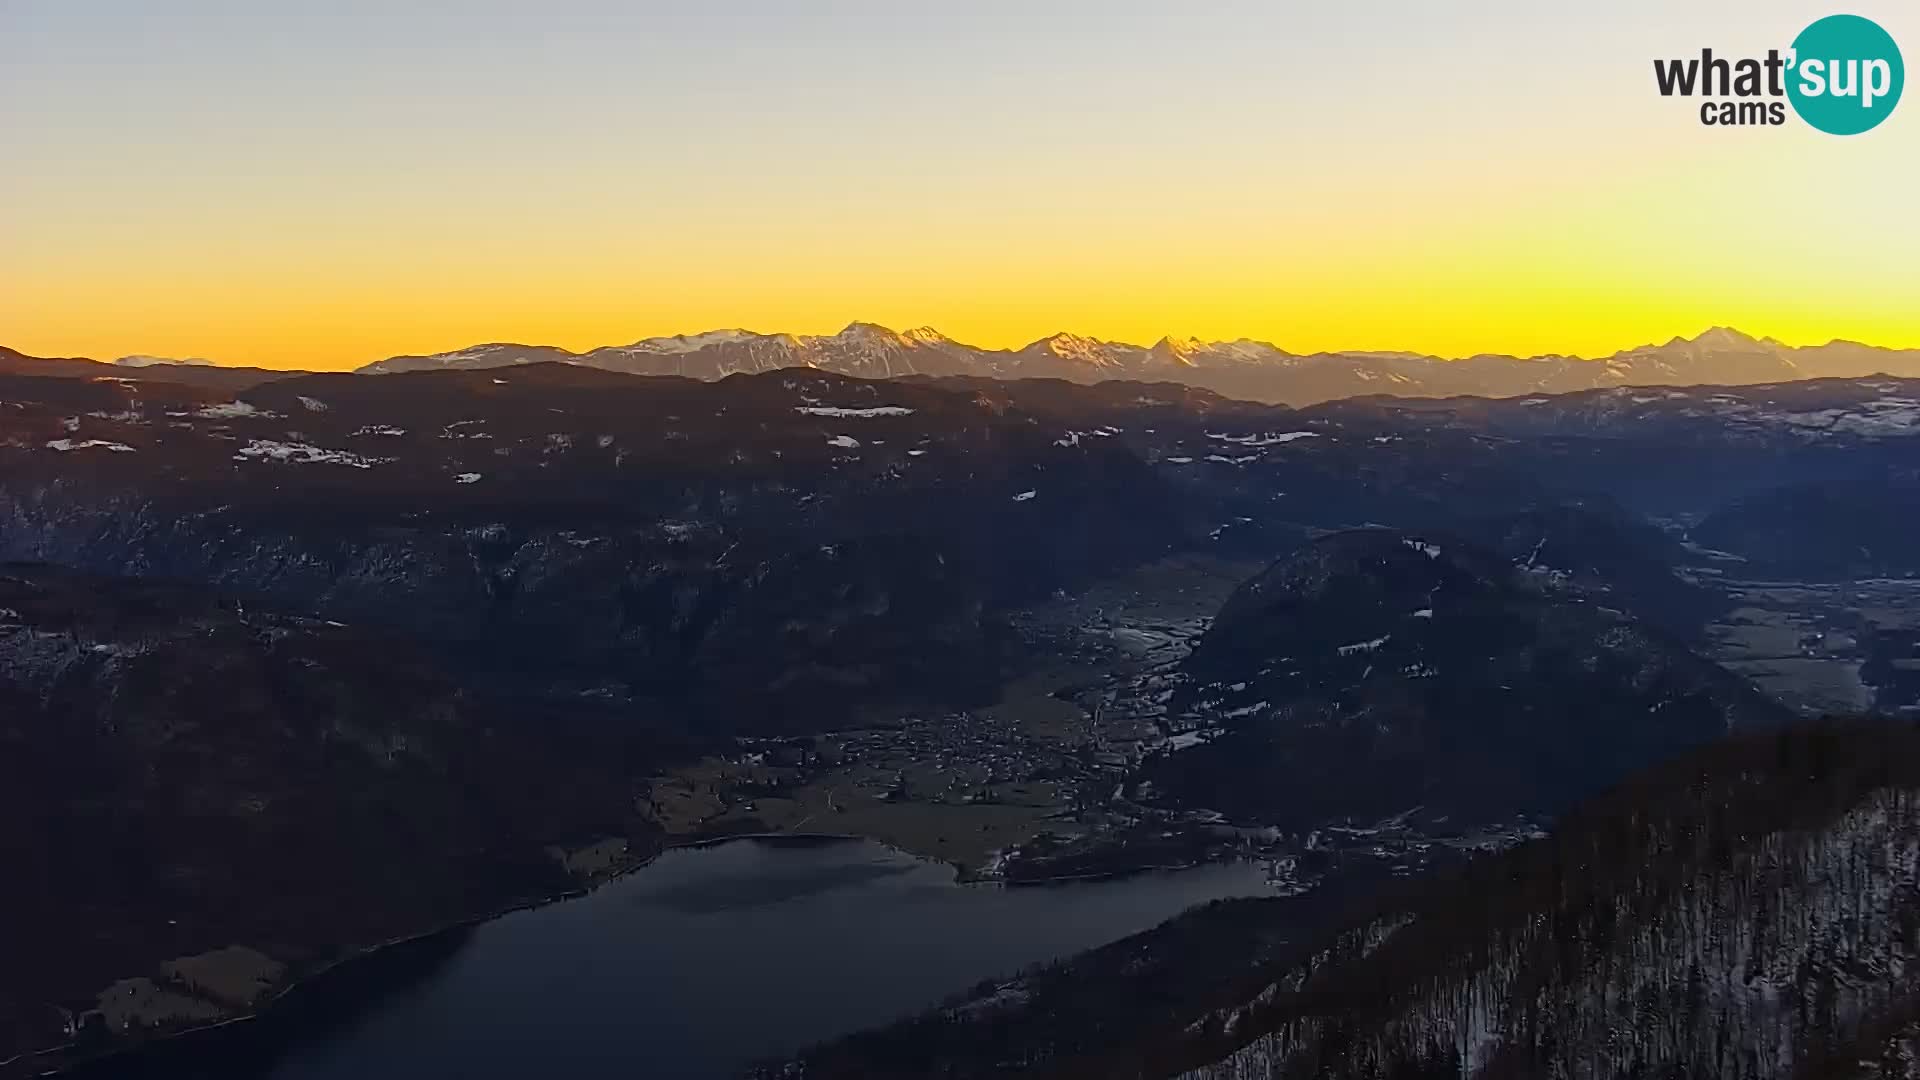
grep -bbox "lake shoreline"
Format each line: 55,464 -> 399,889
23,829 -> 1222,1078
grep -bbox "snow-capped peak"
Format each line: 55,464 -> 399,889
114,355 -> 215,368
832,322 -> 906,346
899,326 -> 953,347
1690,326 -> 1766,350
622,329 -> 768,354
1030,332 -> 1128,366
1155,336 -> 1208,364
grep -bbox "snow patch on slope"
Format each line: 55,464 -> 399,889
234,441 -> 389,469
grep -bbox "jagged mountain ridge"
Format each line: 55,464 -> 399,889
353,324 -> 1920,407
11,326 -> 1920,408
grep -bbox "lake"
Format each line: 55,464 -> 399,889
87,837 -> 1273,1079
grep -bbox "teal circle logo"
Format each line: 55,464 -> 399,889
1787,14 -> 1904,134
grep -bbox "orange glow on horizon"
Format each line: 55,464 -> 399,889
5,5 -> 1916,370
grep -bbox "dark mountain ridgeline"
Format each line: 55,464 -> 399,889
0,346 -> 289,393
1693,481 -> 1920,580
0,366 -> 1188,730
1459,498 -> 1728,640
1168,720 -> 1920,1079
0,566 -> 676,1064
1136,529 -> 1788,830
3,363 -> 1909,750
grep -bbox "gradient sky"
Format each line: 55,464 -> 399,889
3,1 -> 1916,369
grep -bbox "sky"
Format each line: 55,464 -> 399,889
2,1 -> 1916,370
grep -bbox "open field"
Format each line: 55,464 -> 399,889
1695,574 -> 1920,715
640,555 -> 1264,875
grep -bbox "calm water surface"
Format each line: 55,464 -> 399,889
97,838 -> 1272,1079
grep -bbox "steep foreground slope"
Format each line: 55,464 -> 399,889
775,722 -> 1920,1079
1173,721 -> 1920,1080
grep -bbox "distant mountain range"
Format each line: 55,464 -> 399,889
5,326 -> 1920,406
354,324 -> 1920,406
